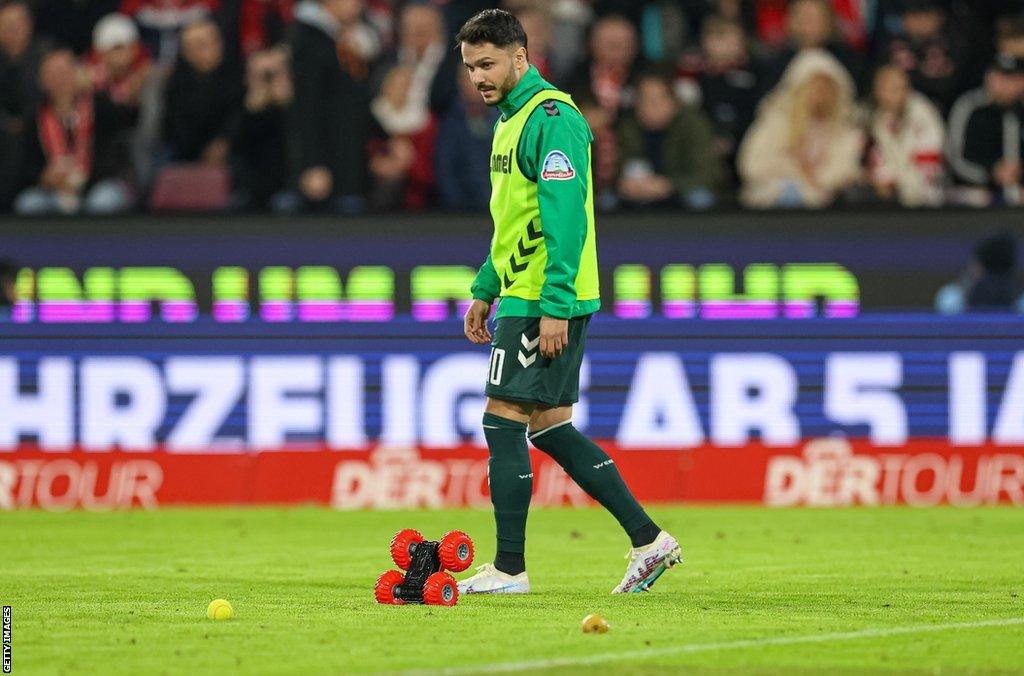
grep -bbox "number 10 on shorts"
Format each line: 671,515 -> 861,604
488,348 -> 506,385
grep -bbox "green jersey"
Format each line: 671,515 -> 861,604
470,66 -> 601,319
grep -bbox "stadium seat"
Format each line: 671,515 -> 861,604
149,164 -> 230,211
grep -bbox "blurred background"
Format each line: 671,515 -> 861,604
1,0 -> 1023,511
2,0 -> 1024,216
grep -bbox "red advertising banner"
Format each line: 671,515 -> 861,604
1,439 -> 1022,510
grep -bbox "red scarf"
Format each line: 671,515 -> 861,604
38,96 -> 94,182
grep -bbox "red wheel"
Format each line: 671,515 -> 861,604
422,572 -> 458,606
438,530 -> 474,572
390,529 -> 424,570
375,570 -> 405,605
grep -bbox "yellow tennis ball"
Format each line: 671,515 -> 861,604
207,599 -> 234,620
581,613 -> 609,634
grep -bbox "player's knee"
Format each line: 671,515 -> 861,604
485,397 -> 534,420
528,406 -> 572,436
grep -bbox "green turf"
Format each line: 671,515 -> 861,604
1,506 -> 1023,675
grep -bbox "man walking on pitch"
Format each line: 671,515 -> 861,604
457,9 -> 682,595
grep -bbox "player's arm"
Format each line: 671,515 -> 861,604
522,102 -> 592,357
465,255 -> 499,344
471,254 -> 500,304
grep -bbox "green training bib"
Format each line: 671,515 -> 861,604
487,90 -> 600,310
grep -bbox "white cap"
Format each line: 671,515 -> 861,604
93,13 -> 139,52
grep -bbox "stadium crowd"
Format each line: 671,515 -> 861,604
1,0 -> 1024,215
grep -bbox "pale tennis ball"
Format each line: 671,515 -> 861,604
207,599 -> 234,620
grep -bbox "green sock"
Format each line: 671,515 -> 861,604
483,412 -> 532,556
529,422 -> 654,536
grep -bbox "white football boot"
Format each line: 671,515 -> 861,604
611,531 -> 683,594
457,563 -> 531,595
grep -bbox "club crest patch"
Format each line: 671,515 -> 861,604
541,150 -> 575,181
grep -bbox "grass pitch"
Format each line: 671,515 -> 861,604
1,506 -> 1022,675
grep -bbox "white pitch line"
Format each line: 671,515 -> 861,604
398,617 -> 1024,676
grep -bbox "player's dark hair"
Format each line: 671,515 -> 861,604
455,9 -> 527,51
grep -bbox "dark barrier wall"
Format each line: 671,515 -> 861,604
2,209 -> 1023,313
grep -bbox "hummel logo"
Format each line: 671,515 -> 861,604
518,333 -> 539,367
593,459 -> 614,469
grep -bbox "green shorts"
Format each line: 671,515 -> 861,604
483,314 -> 592,407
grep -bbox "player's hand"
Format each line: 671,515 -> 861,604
539,316 -> 568,358
463,299 -> 492,345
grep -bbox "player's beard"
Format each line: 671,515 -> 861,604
484,64 -> 521,106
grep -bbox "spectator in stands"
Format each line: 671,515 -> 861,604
0,1 -> 40,115
866,64 -> 945,207
576,92 -> 619,211
760,0 -> 865,94
118,0 -> 218,65
566,14 -> 641,115
830,0 -> 867,52
873,0 -> 968,114
954,1 -> 1024,87
32,0 -> 119,55
162,19 -> 242,165
375,3 -> 444,113
936,232 -> 1024,313
866,0 -> 906,55
0,258 -> 17,310
0,0 -> 49,210
947,54 -> 1024,207
999,14 -> 1024,60
543,0 -> 591,83
754,0 -> 866,52
516,4 -> 552,79
738,49 -> 863,209
616,71 -> 722,210
285,0 -> 377,214
229,0 -> 294,60
715,0 -> 759,35
232,45 -> 290,209
638,2 -> 698,65
966,232 -> 1023,310
86,13 -> 153,108
14,49 -> 137,214
433,68 -> 497,211
87,14 -> 155,198
367,65 -> 435,211
679,15 -> 761,187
